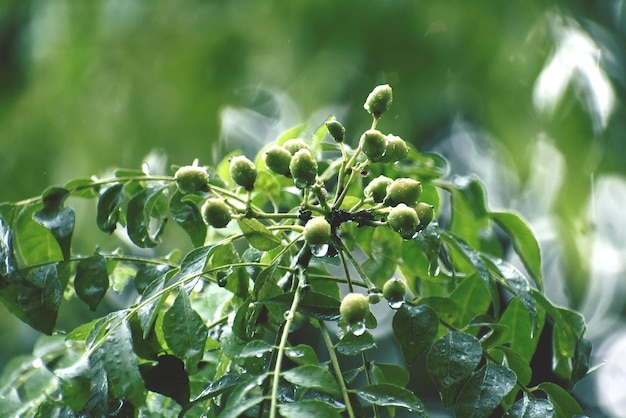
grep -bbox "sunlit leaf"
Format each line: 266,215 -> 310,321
162,287 -> 208,373
283,365 -> 340,396
427,331 -> 482,406
490,211 -> 543,290
392,304 -> 438,364
279,400 -> 342,418
237,218 -> 282,251
455,364 -> 517,417
355,383 -> 427,416
14,204 -> 63,265
32,187 -> 74,260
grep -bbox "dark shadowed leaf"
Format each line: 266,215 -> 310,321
392,304 -> 438,364
490,211 -> 543,291
169,191 -> 207,247
504,395 -> 555,417
139,354 -> 189,406
427,331 -> 482,406
96,183 -> 125,233
162,287 -> 208,373
74,255 -> 109,311
32,187 -> 74,260
134,264 -> 172,295
90,318 -> 146,406
537,382 -> 583,417
126,185 -> 168,248
455,364 -> 517,417
355,383 -> 427,416
192,374 -> 244,403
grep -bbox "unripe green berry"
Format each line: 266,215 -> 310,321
360,129 -> 387,162
387,203 -> 419,239
340,293 -> 370,325
384,178 -> 422,207
283,138 -> 311,155
364,84 -> 393,118
325,118 -> 345,143
289,149 -> 318,189
380,135 -> 409,163
415,202 -> 435,230
201,198 -> 231,228
364,175 -> 393,203
229,155 -> 257,191
382,278 -> 406,302
303,217 -> 331,247
264,145 -> 292,177
174,166 -> 209,195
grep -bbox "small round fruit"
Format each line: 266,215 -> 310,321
364,84 -> 393,118
264,144 -> 292,177
415,202 -> 435,230
360,129 -> 387,162
380,134 -> 409,163
382,278 -> 407,302
384,178 -> 422,207
364,175 -> 393,203
304,217 -> 331,247
340,293 -> 370,325
283,138 -> 311,155
325,118 -> 345,143
174,166 -> 209,194
201,198 -> 231,228
387,203 -> 419,239
230,155 -> 257,191
289,148 -> 318,189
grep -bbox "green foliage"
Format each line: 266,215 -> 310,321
0,85 -> 591,417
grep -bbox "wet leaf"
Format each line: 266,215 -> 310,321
74,255 -> 109,311
537,382 -> 583,417
355,383 -> 427,416
96,184 -> 125,233
169,190 -> 207,247
337,330 -> 376,356
237,218 -> 282,251
139,354 -> 190,406
455,364 -> 517,417
32,187 -> 74,260
279,400 -> 342,418
505,396 -> 555,417
283,365 -> 340,396
392,304 -> 438,364
126,185 -> 168,248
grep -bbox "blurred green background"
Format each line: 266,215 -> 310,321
1,0 -> 625,415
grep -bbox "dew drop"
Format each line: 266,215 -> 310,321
349,321 -> 366,336
255,352 -> 264,358
311,243 -> 329,257
388,299 -> 405,309
286,349 -> 303,358
217,277 -> 228,287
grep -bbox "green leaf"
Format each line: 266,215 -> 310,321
404,148 -> 449,180
447,175 -> 492,251
532,291 -> 586,380
570,337 -> 592,387
162,287 -> 208,373
32,187 -> 74,260
96,183 -> 125,233
171,244 -> 215,284
440,231 -> 490,284
137,270 -> 174,338
169,190 -> 207,247
237,218 -> 282,251
285,344 -> 319,366
505,395 -> 555,417
482,254 -> 538,328
282,365 -> 340,396
74,255 -> 109,311
360,226 -> 403,287
126,185 -> 168,248
449,273 -> 491,328
261,291 -> 341,320
496,347 -> 532,386
138,354 -> 190,406
65,177 -> 99,198
371,362 -> 410,388
337,330 -> 377,356
455,364 -> 517,418
14,204 -> 63,265
537,382 -> 583,417
355,383 -> 427,416
427,331 -> 482,406
392,304 -> 438,364
134,264 -> 172,295
279,400 -> 342,418
239,340 -> 274,358
219,395 -> 264,418
90,318 -> 146,406
192,373 -> 244,403
0,216 -> 18,279
490,211 -> 543,290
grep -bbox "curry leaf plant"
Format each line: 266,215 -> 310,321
0,85 -> 590,417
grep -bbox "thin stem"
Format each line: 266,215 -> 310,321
319,320 -> 356,418
338,248 -> 354,293
362,352 -> 380,418
336,238 -> 376,290
269,280 -> 303,418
